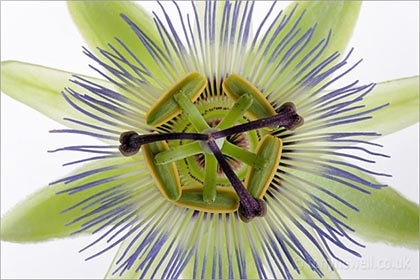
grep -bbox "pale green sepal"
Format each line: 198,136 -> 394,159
67,1 -> 164,82
0,61 -> 118,130
301,158 -> 419,249
346,185 -> 418,248
358,76 -> 419,137
1,157 -> 138,242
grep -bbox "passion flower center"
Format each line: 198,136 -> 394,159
119,73 -> 303,222
174,110 -> 255,182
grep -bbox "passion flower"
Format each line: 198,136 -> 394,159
1,1 -> 418,279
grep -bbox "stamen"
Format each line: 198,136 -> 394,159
216,94 -> 253,129
202,154 -> 218,203
207,139 -> 266,222
154,141 -> 202,165
119,130 -> 208,156
221,141 -> 266,169
211,102 -> 303,139
174,91 -> 209,132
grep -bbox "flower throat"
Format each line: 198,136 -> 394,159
119,72 -> 303,222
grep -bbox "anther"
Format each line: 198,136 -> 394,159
207,139 -> 267,222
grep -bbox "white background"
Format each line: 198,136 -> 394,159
1,1 -> 419,279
